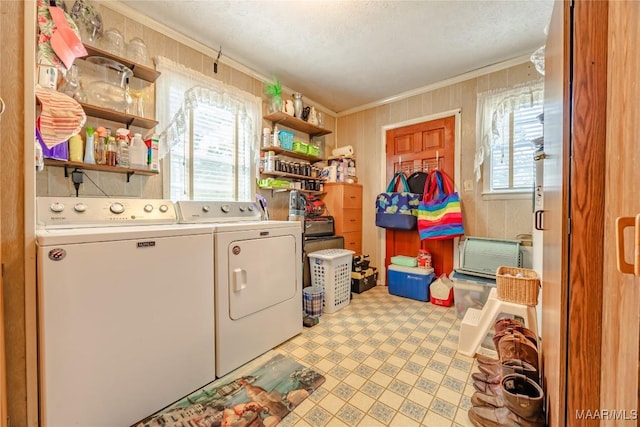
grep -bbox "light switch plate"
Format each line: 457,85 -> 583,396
463,179 -> 474,192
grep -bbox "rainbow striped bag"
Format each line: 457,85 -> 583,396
417,170 -> 464,240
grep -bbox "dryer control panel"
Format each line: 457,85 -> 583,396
36,197 -> 177,228
176,201 -> 261,223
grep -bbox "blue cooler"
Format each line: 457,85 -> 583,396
388,264 -> 435,301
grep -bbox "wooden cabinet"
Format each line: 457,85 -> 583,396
322,183 -> 362,254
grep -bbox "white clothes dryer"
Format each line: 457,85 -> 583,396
176,201 -> 302,377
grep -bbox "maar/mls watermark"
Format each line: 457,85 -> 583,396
576,409 -> 638,420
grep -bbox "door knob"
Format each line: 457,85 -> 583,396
615,215 -> 640,276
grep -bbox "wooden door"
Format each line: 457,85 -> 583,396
385,116 -> 455,276
601,0 -> 640,421
543,0 -> 609,425
541,2 -> 570,423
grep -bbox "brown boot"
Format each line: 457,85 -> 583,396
497,332 -> 539,371
493,326 -> 538,354
478,359 -> 539,384
476,354 -> 500,366
469,374 -> 544,426
472,370 -> 502,385
468,374 -> 545,426
494,318 -> 524,333
502,374 -> 544,420
473,378 -> 501,396
471,390 -> 504,408
468,406 -> 545,427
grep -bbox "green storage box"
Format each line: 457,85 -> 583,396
292,141 -> 308,154
307,144 -> 320,157
390,255 -> 417,267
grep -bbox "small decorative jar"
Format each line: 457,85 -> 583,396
292,92 -> 303,118
308,107 -> 319,125
284,99 -> 294,116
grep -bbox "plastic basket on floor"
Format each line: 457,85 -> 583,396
308,249 -> 355,313
302,286 -> 324,318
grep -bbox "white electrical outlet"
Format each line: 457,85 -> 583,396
463,179 -> 474,192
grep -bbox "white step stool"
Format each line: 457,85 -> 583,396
458,287 -> 539,358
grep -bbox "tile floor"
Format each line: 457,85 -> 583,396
275,286 -> 477,427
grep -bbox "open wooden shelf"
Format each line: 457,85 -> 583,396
83,44 -> 161,82
264,111 -> 331,137
79,102 -> 159,129
260,146 -> 322,163
261,170 -> 323,181
258,187 -> 324,195
45,159 -> 157,182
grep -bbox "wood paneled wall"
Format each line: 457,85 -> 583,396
0,1 -> 28,425
337,62 -> 542,273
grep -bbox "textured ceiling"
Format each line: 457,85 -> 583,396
119,0 -> 553,113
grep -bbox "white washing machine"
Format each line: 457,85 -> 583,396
177,201 -> 302,377
36,197 -> 216,427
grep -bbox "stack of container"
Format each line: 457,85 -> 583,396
387,254 -> 435,302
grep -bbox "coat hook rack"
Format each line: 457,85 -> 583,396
213,46 -> 222,74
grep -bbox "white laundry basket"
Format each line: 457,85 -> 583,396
308,249 -> 355,313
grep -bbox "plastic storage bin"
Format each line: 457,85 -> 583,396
278,130 -> 294,150
309,249 -> 355,313
451,270 -> 496,318
387,264 -> 435,302
307,144 -> 320,157
292,141 -> 308,154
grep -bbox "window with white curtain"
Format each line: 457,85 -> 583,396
155,57 -> 261,201
475,81 -> 544,197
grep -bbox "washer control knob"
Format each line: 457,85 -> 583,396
110,202 -> 125,214
221,204 -> 231,213
73,203 -> 88,213
50,202 -> 64,213
247,205 -> 255,211
202,205 -> 210,213
159,204 -> 169,213
144,204 -> 154,213
239,206 -> 246,212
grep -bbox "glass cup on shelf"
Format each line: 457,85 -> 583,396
126,37 -> 150,66
101,28 -> 125,57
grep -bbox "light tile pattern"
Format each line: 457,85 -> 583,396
276,286 -> 477,426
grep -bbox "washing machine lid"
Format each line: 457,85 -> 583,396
36,224 -> 214,246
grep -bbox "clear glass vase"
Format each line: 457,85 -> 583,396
269,95 -> 283,114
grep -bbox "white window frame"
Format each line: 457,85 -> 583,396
476,81 -> 544,200
155,57 -> 261,202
